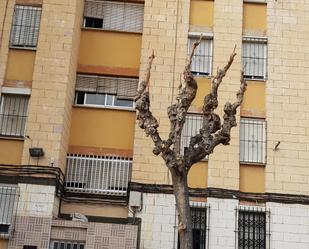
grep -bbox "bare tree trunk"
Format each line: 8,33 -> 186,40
171,169 -> 193,249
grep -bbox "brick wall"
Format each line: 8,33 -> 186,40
266,1 -> 309,194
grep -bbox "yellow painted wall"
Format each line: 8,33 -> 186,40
78,30 -> 142,71
241,81 -> 265,118
189,0 -> 214,28
0,139 -> 23,165
192,77 -> 211,109
61,202 -> 128,218
0,239 -> 8,249
240,164 -> 265,193
243,3 -> 267,32
188,161 -> 208,188
69,107 -> 136,151
5,49 -> 36,81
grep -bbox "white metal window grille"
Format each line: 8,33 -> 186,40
0,185 -> 18,236
10,5 -> 42,48
50,241 -> 85,249
83,0 -> 144,33
181,114 -> 208,159
65,154 -> 132,196
240,118 -> 266,164
176,202 -> 210,249
242,37 -> 267,80
188,37 -> 213,76
75,74 -> 137,108
0,94 -> 29,137
235,206 -> 270,249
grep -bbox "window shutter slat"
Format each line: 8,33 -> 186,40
75,75 -> 97,92
97,77 -> 118,95
84,1 -> 104,18
117,78 -> 138,99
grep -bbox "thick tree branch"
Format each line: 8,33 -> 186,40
185,48 -> 246,167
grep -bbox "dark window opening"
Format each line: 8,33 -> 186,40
84,17 -> 103,28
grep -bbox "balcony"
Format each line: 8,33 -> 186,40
65,154 -> 132,196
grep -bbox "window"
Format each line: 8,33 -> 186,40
188,36 -> 213,76
238,210 -> 266,249
50,241 -> 85,249
74,74 -> 138,109
0,185 -> 18,236
65,154 -> 132,196
83,0 -> 144,33
177,204 -> 208,249
240,118 -> 266,164
10,5 -> 42,48
242,37 -> 267,80
0,94 -> 29,137
181,114 -> 208,159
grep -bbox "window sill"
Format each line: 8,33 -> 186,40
9,46 -> 37,51
0,135 -> 25,141
81,27 -> 143,35
73,104 -> 136,112
244,78 -> 267,83
240,162 -> 266,167
193,74 -> 212,79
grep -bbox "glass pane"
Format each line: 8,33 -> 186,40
85,93 -> 106,105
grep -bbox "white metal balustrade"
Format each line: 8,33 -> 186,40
65,154 -> 132,196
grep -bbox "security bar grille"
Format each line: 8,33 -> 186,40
238,210 -> 266,249
242,37 -> 267,80
0,94 -> 29,137
65,154 -> 132,196
10,5 -> 42,48
240,118 -> 266,164
188,37 -> 213,75
84,0 -> 144,33
0,185 -> 18,235
75,74 -> 138,100
181,114 -> 208,159
50,241 -> 85,249
177,203 -> 209,249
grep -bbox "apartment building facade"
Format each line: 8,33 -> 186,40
0,0 -> 309,249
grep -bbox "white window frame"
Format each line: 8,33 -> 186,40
75,92 -> 135,110
0,93 -> 30,137
242,36 -> 267,80
188,32 -> 213,76
239,118 -> 266,164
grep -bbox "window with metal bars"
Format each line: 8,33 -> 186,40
49,241 -> 85,249
188,36 -> 213,76
0,94 -> 29,137
181,114 -> 208,159
65,154 -> 132,196
10,5 -> 42,48
238,210 -> 266,249
0,185 -> 18,236
242,37 -> 267,80
177,204 -> 209,249
240,118 -> 266,164
83,0 -> 144,33
74,74 -> 137,109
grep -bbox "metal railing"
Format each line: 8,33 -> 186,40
0,185 -> 18,236
0,94 -> 29,137
50,241 -> 85,249
65,154 -> 132,196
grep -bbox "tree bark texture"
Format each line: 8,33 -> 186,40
135,42 -> 247,249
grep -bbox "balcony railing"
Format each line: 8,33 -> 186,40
65,154 -> 132,196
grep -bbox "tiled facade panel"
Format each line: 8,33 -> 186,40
8,216 -> 52,249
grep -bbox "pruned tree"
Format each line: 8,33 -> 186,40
135,40 -> 247,249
